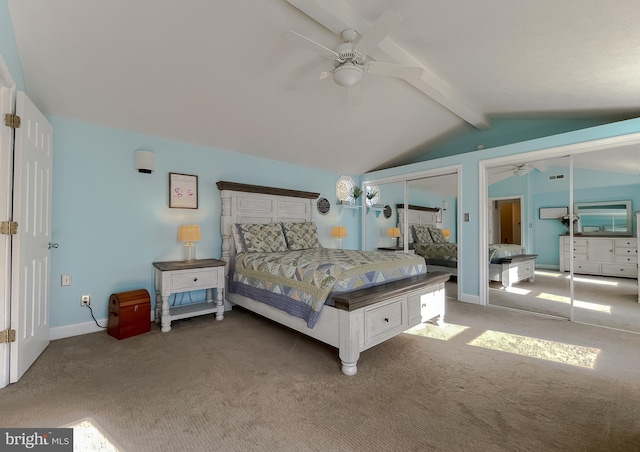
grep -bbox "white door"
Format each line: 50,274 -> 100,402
9,91 -> 53,383
0,75 -> 15,388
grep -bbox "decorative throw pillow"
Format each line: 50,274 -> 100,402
412,224 -> 434,244
281,222 -> 323,250
428,227 -> 448,244
235,223 -> 287,253
232,224 -> 245,253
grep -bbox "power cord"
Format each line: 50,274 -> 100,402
85,304 -> 107,329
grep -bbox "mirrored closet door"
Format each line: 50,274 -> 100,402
486,155 -> 571,319
486,146 -> 640,334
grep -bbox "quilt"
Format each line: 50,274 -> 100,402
231,249 -> 426,328
414,242 -> 526,267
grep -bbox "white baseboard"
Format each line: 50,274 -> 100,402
49,319 -> 108,340
50,312 -> 157,340
459,293 -> 481,305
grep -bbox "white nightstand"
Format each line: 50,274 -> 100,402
153,258 -> 226,332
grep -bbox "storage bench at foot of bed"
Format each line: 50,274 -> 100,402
332,271 -> 450,375
489,254 -> 537,287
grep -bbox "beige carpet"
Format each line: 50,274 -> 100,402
2,298 -> 640,451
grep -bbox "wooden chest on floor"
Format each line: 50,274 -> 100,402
108,289 -> 151,339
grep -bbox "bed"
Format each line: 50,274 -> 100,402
398,205 -> 537,287
217,181 -> 450,376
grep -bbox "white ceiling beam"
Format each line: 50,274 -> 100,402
286,0 -> 490,129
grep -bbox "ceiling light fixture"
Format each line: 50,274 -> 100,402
333,63 -> 364,87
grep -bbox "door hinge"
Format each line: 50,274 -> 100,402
4,113 -> 21,129
0,221 -> 18,235
0,329 -> 16,344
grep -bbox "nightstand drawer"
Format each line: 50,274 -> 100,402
171,268 -> 219,291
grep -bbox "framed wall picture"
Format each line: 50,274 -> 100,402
169,173 -> 198,209
539,206 -> 568,219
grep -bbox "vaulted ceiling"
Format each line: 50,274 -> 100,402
7,0 -> 640,174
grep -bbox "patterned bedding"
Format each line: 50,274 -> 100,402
231,249 -> 426,328
414,242 -> 458,268
414,242 -> 526,266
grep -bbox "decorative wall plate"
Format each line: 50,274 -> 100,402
317,197 -> 331,215
383,204 -> 392,219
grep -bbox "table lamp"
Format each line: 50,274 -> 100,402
442,229 -> 451,241
331,226 -> 347,249
387,227 -> 401,247
178,224 -> 202,262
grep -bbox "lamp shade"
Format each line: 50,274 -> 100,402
178,225 -> 202,243
387,227 -> 401,238
442,229 -> 451,238
331,226 -> 347,238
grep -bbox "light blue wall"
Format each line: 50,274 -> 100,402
0,0 -> 25,90
365,118 -> 640,299
49,118 -> 359,328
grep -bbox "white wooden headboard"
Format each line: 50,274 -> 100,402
217,181 -> 320,272
397,204 -> 440,244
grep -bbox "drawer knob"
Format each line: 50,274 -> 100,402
384,317 -> 389,322
193,277 -> 198,282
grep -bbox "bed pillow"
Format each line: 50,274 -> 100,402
235,223 -> 288,253
281,221 -> 323,250
232,224 -> 245,253
412,225 -> 434,244
428,227 -> 448,244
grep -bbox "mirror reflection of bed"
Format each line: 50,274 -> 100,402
400,204 -> 537,289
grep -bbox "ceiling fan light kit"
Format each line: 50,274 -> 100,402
283,9 -> 423,101
333,62 -> 363,87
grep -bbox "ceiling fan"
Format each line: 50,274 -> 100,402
512,164 -> 534,176
490,163 -> 538,177
283,9 -> 424,105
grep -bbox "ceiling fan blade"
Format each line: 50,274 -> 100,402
365,61 -> 423,80
353,9 -> 402,57
283,29 -> 339,60
348,84 -> 362,107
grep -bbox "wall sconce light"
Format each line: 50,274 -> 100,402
331,226 -> 347,249
387,227 -> 401,247
178,224 -> 202,262
135,149 -> 155,174
442,201 -> 448,211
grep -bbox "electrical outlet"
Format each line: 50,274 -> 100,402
81,294 -> 91,306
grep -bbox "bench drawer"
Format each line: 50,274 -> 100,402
365,297 -> 404,344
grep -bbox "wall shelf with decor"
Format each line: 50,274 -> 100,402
367,204 -> 385,217
337,201 -> 362,216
